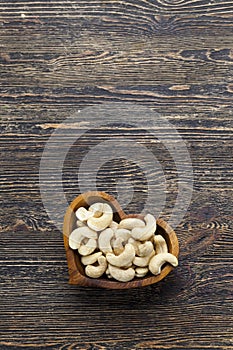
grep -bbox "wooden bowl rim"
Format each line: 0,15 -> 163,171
63,191 -> 179,289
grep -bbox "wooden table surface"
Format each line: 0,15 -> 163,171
1,1 -> 233,349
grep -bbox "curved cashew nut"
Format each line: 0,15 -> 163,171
78,238 -> 97,256
98,228 -> 114,254
106,243 -> 135,267
128,238 -> 140,255
131,214 -> 156,241
153,235 -> 168,254
76,220 -> 86,227
87,203 -> 113,231
149,253 -> 178,275
138,241 -> 154,257
133,250 -> 155,267
118,218 -> 145,230
85,256 -> 107,278
109,221 -> 119,231
69,227 -> 97,250
112,236 -> 125,255
115,228 -> 131,242
88,202 -> 104,218
108,264 -> 135,282
135,267 -> 149,278
111,229 -> 131,255
81,251 -> 102,265
76,207 -> 94,221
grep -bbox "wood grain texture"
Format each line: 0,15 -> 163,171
0,0 -> 233,349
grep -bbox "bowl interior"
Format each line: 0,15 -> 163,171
63,191 -> 179,289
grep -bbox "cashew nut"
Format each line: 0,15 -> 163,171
76,207 -> 94,221
69,227 -> 97,250
149,253 -> 178,275
106,243 -> 135,267
108,264 -> 135,282
87,203 -> 113,231
133,250 -> 155,267
98,228 -> 114,254
76,220 -> 86,227
135,267 -> 149,278
138,241 -> 154,257
153,235 -> 168,254
109,221 -> 119,231
114,228 -> 131,242
88,202 -> 104,218
131,214 -> 156,241
78,238 -> 97,256
112,236 -> 125,255
81,251 -> 102,265
128,238 -> 140,255
118,218 -> 145,230
85,256 -> 107,278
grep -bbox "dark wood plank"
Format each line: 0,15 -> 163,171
0,0 -> 233,348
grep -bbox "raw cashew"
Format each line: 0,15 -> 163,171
128,238 -> 140,255
87,203 -> 113,231
106,243 -> 135,267
112,236 -> 125,255
108,264 -> 135,282
109,221 -> 119,230
131,214 -> 156,241
88,202 -> 104,218
76,220 -> 86,227
133,250 -> 155,267
149,253 -> 178,275
76,207 -> 94,221
69,227 -> 97,250
114,228 -> 131,242
138,241 -> 154,257
153,235 -> 168,254
135,267 -> 149,278
81,252 -> 102,265
118,218 -> 145,230
78,238 -> 97,256
124,261 -> 134,268
98,228 -> 114,254
85,256 -> 107,278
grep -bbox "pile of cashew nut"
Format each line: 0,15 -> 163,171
69,202 -> 178,282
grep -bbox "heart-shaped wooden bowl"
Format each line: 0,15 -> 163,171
63,191 -> 179,289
